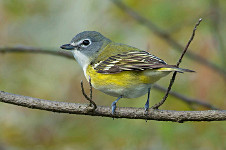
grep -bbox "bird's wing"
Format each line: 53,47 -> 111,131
93,51 -> 174,74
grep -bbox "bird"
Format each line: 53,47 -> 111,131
60,31 -> 194,114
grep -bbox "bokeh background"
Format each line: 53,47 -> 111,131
0,0 -> 225,150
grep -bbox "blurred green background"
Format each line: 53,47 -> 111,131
0,0 -> 225,150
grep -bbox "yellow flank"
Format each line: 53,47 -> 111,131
86,65 -> 168,89
156,68 -> 177,71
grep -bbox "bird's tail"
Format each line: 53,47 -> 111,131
156,66 -> 195,73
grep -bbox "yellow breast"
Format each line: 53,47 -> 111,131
85,65 -> 164,89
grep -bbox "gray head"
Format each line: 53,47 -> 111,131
61,31 -> 111,56
60,31 -> 111,71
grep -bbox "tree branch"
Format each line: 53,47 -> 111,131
111,0 -> 226,78
0,46 -> 218,110
0,91 -> 225,122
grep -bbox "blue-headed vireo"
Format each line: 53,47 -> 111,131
60,31 -> 194,114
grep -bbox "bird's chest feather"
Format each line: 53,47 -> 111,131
86,65 -> 147,86
85,65 -> 158,98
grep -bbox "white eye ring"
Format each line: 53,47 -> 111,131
79,39 -> 91,48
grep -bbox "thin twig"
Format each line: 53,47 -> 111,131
0,46 -> 218,110
80,80 -> 97,109
0,91 -> 225,122
111,0 -> 226,78
177,19 -> 202,67
89,77 -> 93,100
152,18 -> 203,109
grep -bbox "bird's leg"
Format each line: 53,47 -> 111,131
144,87 -> 151,112
111,95 -> 122,115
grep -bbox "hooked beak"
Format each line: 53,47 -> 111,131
60,44 -> 75,50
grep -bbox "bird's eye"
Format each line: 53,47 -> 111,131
82,40 -> 90,46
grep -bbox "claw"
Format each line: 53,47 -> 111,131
144,101 -> 149,112
111,101 -> 117,114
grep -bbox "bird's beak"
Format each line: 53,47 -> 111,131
60,44 -> 75,50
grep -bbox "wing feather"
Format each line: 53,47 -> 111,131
94,51 -> 171,74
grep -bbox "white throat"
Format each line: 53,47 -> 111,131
72,50 -> 90,76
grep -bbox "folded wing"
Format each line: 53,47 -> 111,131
93,51 -> 180,74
